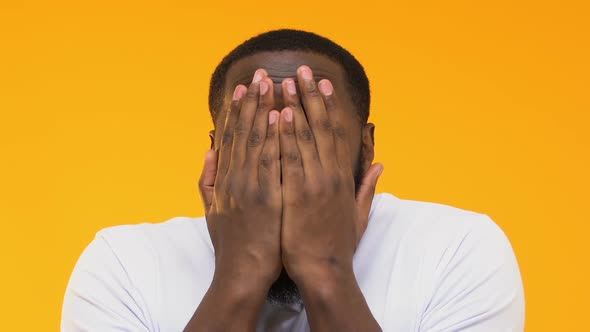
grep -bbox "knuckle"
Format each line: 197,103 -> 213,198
247,129 -> 263,147
251,184 -> 276,206
331,177 -> 343,192
221,131 -> 233,145
259,153 -> 274,169
245,88 -> 258,100
285,151 -> 301,164
257,99 -> 269,111
323,95 -> 337,110
228,180 -> 245,197
297,128 -> 314,142
316,118 -> 333,134
282,125 -> 296,137
332,124 -> 347,139
266,129 -> 276,140
253,191 -> 268,205
229,99 -> 240,113
220,180 -> 232,196
287,99 -> 301,108
233,123 -> 246,137
305,81 -> 320,97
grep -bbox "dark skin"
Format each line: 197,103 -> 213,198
185,51 -> 383,331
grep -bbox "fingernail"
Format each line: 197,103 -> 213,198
260,81 -> 268,95
269,111 -> 278,125
319,80 -> 333,96
298,66 -> 312,80
285,79 -> 296,95
232,85 -> 245,100
252,69 -> 264,83
378,165 -> 384,177
283,107 -> 293,122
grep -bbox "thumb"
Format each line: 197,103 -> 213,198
198,149 -> 217,214
356,163 -> 384,224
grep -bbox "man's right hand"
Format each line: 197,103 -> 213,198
202,69 -> 282,288
186,69 -> 281,332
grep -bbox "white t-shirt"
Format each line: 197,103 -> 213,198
61,193 -> 525,331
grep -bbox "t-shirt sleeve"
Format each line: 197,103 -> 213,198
61,234 -> 152,332
418,215 -> 525,332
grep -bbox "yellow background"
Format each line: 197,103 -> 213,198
1,0 -> 588,330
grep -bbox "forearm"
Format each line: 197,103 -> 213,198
298,268 -> 382,332
183,275 -> 269,332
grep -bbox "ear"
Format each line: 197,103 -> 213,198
361,123 -> 375,171
209,130 -> 215,150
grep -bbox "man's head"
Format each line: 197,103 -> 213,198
207,29 -> 375,306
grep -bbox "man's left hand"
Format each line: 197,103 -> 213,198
278,65 -> 384,288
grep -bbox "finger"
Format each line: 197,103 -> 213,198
198,149 -> 217,215
279,107 -> 305,194
282,78 -> 321,178
318,79 -> 351,173
356,163 -> 384,224
230,69 -> 266,170
258,110 -> 280,192
296,65 -> 336,169
217,85 -> 246,181
246,76 -> 274,173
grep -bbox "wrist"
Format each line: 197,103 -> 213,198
286,253 -> 353,284
290,260 -> 356,295
298,267 -> 359,306
187,268 -> 272,331
210,271 -> 271,303
214,256 -> 279,290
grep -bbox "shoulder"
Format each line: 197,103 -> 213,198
96,216 -> 211,259
62,216 -> 213,331
97,215 -> 209,245
369,192 -> 520,279
368,193 -> 512,253
368,193 -> 524,330
94,216 -> 213,286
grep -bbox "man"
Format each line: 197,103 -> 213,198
62,29 -> 525,331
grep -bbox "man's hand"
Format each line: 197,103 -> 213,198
278,66 -> 383,331
279,65 -> 383,284
186,69 -> 282,331
205,69 -> 282,287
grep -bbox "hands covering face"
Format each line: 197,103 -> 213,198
198,66 -> 383,287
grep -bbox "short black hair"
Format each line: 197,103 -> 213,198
208,29 -> 370,124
